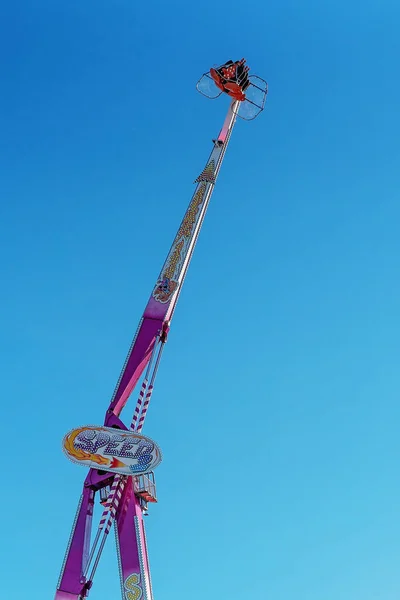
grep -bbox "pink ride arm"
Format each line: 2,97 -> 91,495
106,101 -> 239,419
114,480 -> 153,600
55,100 -> 240,600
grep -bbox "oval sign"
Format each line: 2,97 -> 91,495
62,425 -> 162,476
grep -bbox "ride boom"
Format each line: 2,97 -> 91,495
55,58 -> 267,600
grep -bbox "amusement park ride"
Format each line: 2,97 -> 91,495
55,59 -> 268,600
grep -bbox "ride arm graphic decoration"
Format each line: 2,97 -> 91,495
55,58 -> 267,600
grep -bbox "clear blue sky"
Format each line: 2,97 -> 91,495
2,1 -> 400,598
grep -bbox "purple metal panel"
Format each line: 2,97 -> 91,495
115,479 -> 153,600
55,488 -> 95,599
55,592 -> 80,600
109,318 -> 162,417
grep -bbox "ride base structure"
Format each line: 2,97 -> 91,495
55,59 -> 267,600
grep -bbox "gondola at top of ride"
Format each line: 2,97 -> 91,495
197,58 -> 268,120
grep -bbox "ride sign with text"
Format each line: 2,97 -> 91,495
62,425 -> 162,475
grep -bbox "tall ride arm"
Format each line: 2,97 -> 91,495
55,101 -> 239,600
106,100 -> 239,420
